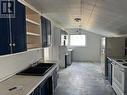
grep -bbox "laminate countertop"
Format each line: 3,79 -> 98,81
0,64 -> 58,95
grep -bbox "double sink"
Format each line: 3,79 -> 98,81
17,63 -> 55,76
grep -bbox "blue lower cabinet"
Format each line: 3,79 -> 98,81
31,77 -> 53,95
30,86 -> 41,95
33,86 -> 40,95
40,77 -> 53,95
40,81 -> 49,95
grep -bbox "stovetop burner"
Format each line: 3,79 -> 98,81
116,59 -> 124,62
124,60 -> 127,62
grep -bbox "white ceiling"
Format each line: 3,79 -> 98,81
33,0 -> 127,37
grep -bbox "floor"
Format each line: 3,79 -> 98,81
54,62 -> 116,95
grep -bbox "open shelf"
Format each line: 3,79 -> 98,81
27,44 -> 41,49
27,32 -> 40,36
26,18 -> 40,26
27,35 -> 42,49
25,5 -> 41,49
26,6 -> 40,24
26,21 -> 40,34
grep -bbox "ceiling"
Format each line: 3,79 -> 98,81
32,0 -> 127,37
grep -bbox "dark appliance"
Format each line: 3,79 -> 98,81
107,58 -> 113,85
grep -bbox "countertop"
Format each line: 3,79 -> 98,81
0,64 -> 58,95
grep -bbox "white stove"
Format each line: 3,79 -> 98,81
112,59 -> 127,95
114,59 -> 127,64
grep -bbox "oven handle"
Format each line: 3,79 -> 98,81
120,69 -> 124,72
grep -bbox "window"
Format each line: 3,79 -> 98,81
44,48 -> 49,61
70,35 -> 86,46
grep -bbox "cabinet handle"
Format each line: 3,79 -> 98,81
13,43 -> 16,46
9,43 -> 12,46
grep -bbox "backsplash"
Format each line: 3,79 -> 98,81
0,48 -> 43,82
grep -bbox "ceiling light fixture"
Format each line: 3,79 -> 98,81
73,0 -> 84,33
74,17 -> 81,33
74,18 -> 82,22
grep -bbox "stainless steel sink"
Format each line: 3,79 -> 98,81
17,63 -> 55,76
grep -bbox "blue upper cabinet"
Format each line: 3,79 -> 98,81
11,0 -> 27,53
41,16 -> 47,47
46,20 -> 51,46
41,16 -> 51,47
0,0 -> 26,55
0,17 -> 11,55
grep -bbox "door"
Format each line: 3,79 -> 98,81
0,16 -> 11,55
11,0 -> 27,53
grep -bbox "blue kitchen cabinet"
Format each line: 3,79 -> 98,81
46,19 -> 51,46
41,16 -> 51,47
0,17 -> 11,55
11,0 -> 27,53
40,80 -> 49,95
41,16 -> 47,47
30,77 -> 53,95
0,0 -> 26,55
30,86 -> 40,95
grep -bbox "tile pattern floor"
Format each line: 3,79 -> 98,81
54,62 -> 116,95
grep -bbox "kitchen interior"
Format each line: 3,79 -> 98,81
0,0 -> 127,95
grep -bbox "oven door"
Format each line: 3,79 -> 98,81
112,62 -> 125,92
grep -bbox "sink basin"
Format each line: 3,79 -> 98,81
36,63 -> 54,68
122,64 -> 127,66
17,63 -> 55,76
17,67 -> 50,76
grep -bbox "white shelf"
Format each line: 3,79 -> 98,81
27,32 -> 40,36
26,18 -> 40,26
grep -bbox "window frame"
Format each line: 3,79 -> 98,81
69,34 -> 87,47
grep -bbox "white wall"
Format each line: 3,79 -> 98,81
0,49 -> 42,81
68,28 -> 102,62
